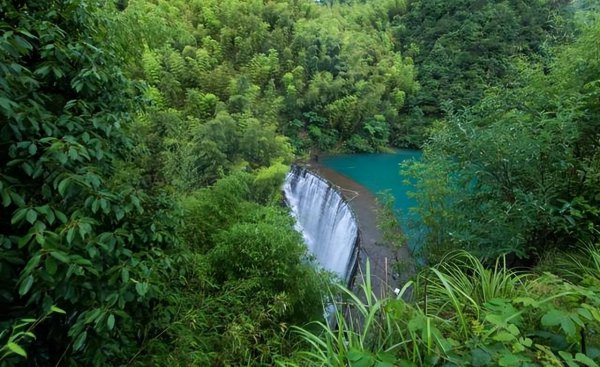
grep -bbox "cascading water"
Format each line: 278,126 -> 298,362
283,166 -> 359,284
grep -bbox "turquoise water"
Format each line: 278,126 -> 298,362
322,150 -> 422,251
322,150 -> 422,216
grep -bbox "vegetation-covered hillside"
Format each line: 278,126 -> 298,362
397,0 -> 570,120
125,0 -> 419,160
406,15 -> 600,262
1,0 -> 599,366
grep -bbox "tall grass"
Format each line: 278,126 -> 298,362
549,243 -> 600,283
415,251 -> 529,337
280,249 -> 600,366
277,261 -> 450,367
279,252 -> 534,366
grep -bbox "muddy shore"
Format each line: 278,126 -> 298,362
298,161 -> 414,299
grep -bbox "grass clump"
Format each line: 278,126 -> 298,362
281,250 -> 600,367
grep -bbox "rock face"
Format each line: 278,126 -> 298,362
283,166 -> 359,284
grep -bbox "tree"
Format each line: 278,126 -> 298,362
0,1 -> 177,364
407,18 -> 600,262
396,0 -> 572,141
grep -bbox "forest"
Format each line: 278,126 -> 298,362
0,0 -> 599,366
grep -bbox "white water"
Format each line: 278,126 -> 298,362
283,166 -> 359,283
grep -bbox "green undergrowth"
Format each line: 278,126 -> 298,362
280,250 -> 600,367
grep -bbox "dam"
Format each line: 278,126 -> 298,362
283,166 -> 359,284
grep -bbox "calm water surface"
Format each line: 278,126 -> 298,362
322,150 -> 422,251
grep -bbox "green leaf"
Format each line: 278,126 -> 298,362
559,351 -> 579,367
18,30 -> 36,39
45,256 -> 58,275
55,210 -> 68,223
7,342 -> 27,357
84,309 -> 103,324
72,256 -> 92,267
375,352 -> 396,367
12,34 -> 33,51
10,192 -> 25,206
2,189 -> 11,207
0,97 -> 17,111
46,208 -> 56,225
22,162 -> 33,176
575,353 -> 599,367
507,324 -> 520,336
498,353 -> 520,367
107,314 -> 115,330
26,209 -> 38,224
99,198 -> 108,212
91,198 -> 99,213
376,352 -> 396,363
18,233 -> 33,248
121,268 -> 129,283
397,360 -> 417,367
471,348 -> 491,367
78,222 -> 92,239
49,306 -> 66,314
560,317 -> 576,337
493,331 -> 516,342
58,178 -> 70,196
24,254 -> 41,273
348,349 -> 374,367
66,227 -> 75,244
11,208 -> 27,225
35,232 -> 45,246
578,308 -> 593,321
512,297 -> 539,307
73,331 -> 87,351
135,282 -> 148,297
34,65 -> 51,77
541,309 -> 563,327
50,251 -> 70,264
520,337 -> 532,347
106,293 -> 119,306
19,275 -> 34,296
73,80 -> 84,93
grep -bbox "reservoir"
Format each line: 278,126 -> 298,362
321,150 -> 422,252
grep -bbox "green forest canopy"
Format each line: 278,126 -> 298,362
1,0 -> 599,366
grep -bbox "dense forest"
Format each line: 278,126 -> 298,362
1,0 -> 599,366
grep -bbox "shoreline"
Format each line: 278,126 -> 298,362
298,161 -> 415,299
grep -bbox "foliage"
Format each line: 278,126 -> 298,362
123,0 -> 419,153
376,191 -> 406,249
405,17 -> 600,261
0,306 -> 65,365
281,252 -> 600,367
0,1 -> 182,365
2,0 -> 599,365
0,1 -> 329,365
134,170 -> 328,366
279,261 -> 420,367
395,0 -> 572,131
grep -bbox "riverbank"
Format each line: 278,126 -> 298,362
298,161 -> 415,299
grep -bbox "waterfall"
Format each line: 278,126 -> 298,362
283,166 -> 359,283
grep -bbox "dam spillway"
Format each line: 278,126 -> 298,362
283,166 -> 359,283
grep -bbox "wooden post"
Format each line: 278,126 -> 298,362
384,257 -> 388,298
